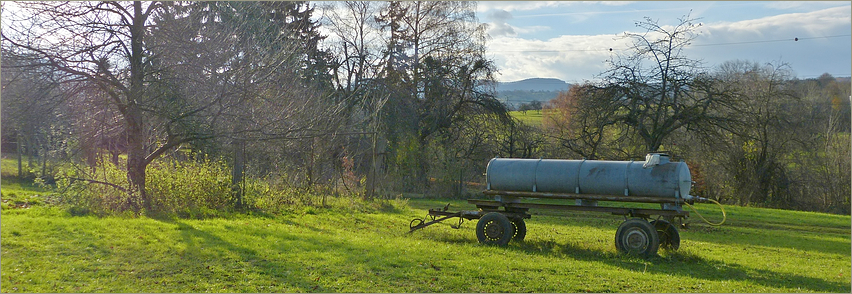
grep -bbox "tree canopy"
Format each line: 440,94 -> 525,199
1,3 -> 847,215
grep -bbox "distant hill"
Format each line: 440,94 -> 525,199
497,78 -> 571,92
496,78 -> 571,109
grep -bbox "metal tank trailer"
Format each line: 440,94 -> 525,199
408,153 -> 725,257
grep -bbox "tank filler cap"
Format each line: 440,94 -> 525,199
643,153 -> 672,168
643,153 -> 660,168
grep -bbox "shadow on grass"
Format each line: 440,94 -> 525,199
490,238 -> 849,292
413,220 -> 847,293
160,217 -> 423,292
415,201 -> 851,257
164,219 -> 327,292
683,223 -> 851,256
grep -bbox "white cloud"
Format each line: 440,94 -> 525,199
697,6 -> 850,44
515,6 -> 690,18
763,1 -> 849,10
488,34 -> 633,83
485,9 -> 551,38
593,1 -> 635,6
515,26 -> 551,35
486,9 -> 518,37
691,5 -> 851,77
487,5 -> 851,82
476,1 -> 577,13
477,1 -> 635,13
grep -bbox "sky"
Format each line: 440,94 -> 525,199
476,1 -> 852,83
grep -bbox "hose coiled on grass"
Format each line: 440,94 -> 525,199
684,198 -> 727,226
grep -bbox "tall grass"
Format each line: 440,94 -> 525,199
146,158 -> 234,217
13,155 -> 366,218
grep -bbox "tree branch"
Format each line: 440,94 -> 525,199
67,177 -> 128,193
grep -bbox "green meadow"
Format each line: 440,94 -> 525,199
2,188 -> 849,292
511,110 -> 545,126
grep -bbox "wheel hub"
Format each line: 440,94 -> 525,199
624,228 -> 649,251
484,221 -> 503,239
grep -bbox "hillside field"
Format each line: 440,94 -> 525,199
1,179 -> 850,292
510,110 -> 545,126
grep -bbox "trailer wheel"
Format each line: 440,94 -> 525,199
476,212 -> 513,246
511,218 -> 526,241
650,219 -> 680,250
615,218 -> 660,257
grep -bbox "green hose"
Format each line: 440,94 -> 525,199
684,198 -> 727,226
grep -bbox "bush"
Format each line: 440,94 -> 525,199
44,153 -> 396,217
146,157 -> 234,217
49,159 -> 132,215
48,155 -> 235,217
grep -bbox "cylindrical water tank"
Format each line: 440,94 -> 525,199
485,154 -> 692,199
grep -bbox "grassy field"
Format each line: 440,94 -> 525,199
0,158 -> 52,210
1,177 -> 850,293
510,110 -> 544,126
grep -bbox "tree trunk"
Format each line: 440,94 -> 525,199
456,166 -> 464,198
125,1 -> 149,212
231,139 -> 245,209
16,133 -> 23,178
417,135 -> 429,191
307,138 -> 315,188
27,137 -> 36,172
365,132 -> 377,200
126,107 -> 147,212
40,144 -> 47,177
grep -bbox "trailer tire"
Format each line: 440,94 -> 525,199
615,218 -> 660,257
476,212 -> 513,246
650,219 -> 680,250
511,218 -> 526,241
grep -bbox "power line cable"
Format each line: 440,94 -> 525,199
488,34 -> 852,53
691,34 -> 851,47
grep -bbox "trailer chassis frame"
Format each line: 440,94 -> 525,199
408,190 -> 693,256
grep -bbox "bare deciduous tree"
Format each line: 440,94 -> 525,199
2,1 -> 340,212
322,1 -> 383,93
2,2 -> 167,211
1,50 -> 69,178
601,13 -> 737,155
543,85 -> 622,160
